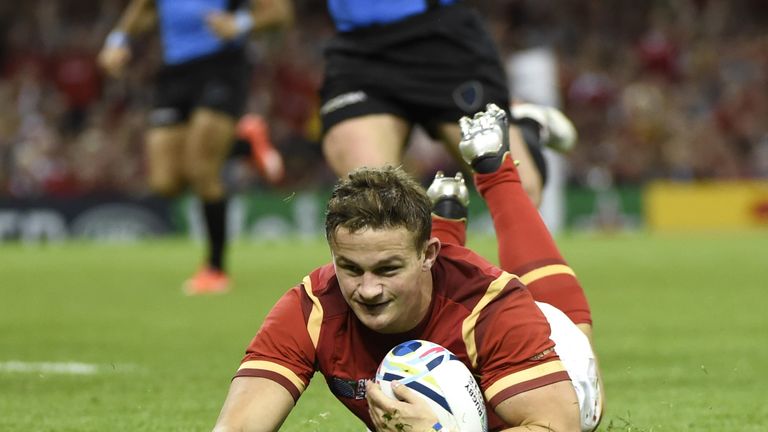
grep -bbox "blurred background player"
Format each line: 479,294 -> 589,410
318,0 -> 575,207
98,0 -> 292,294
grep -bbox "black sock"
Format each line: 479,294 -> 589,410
432,198 -> 468,220
228,138 -> 251,158
203,198 -> 227,272
516,118 -> 541,145
516,119 -> 549,186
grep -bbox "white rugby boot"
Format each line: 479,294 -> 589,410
511,103 -> 577,153
458,103 -> 510,174
426,171 -> 470,220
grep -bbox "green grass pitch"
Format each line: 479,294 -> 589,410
1,231 -> 766,431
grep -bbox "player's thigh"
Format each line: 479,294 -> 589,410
434,123 -> 471,173
184,107 -> 236,199
537,302 -> 603,432
145,125 -> 187,196
322,114 -> 411,177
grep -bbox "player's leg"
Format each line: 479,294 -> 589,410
461,105 -> 606,424
182,52 -> 250,295
437,104 -> 574,209
405,1 -> 545,207
437,122 -> 543,207
236,113 -> 284,184
185,108 -> 235,294
145,125 -> 186,197
536,302 -> 603,431
322,114 -> 411,177
146,60 -> 197,198
458,104 -> 593,334
148,66 -> 227,293
426,171 -> 469,246
185,108 -> 236,203
183,107 -> 236,295
318,51 -> 413,178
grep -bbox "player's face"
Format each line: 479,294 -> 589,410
330,226 -> 439,334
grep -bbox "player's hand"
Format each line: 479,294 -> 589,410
98,46 -> 131,78
366,380 -> 439,432
206,11 -> 239,40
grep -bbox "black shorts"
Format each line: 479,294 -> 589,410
149,49 -> 251,127
319,4 -> 511,138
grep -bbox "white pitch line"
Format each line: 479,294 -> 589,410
0,361 -> 137,375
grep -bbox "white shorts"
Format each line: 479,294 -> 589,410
536,302 -> 603,432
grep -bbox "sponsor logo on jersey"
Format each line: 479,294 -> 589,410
329,376 -> 369,399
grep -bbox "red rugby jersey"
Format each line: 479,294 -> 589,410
235,243 -> 569,431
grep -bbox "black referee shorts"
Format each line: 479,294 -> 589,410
319,4 -> 511,138
149,49 -> 251,127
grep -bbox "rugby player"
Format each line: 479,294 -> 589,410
213,107 -> 602,431
319,0 -> 575,207
98,0 -> 291,294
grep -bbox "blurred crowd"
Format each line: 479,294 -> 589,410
1,0 -> 767,198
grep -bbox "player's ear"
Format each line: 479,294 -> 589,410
421,238 -> 441,271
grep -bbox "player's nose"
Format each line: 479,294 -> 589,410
357,273 -> 384,299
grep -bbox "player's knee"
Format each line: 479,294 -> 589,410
148,176 -> 182,197
322,118 -> 406,177
322,137 -> 356,176
189,176 -> 224,201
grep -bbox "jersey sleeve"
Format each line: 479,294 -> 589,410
234,285 -> 317,402
475,277 -> 571,409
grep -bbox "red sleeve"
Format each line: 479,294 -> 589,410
234,285 -> 316,402
475,278 -> 571,408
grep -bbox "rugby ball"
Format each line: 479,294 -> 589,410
375,340 -> 487,432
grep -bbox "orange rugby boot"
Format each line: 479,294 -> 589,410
183,267 -> 231,295
237,113 -> 285,184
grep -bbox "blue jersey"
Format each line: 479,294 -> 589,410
156,0 -> 245,65
327,0 -> 459,32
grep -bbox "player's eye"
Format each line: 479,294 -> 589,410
341,265 -> 363,276
375,266 -> 400,276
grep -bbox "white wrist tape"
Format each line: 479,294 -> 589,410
234,9 -> 255,35
105,31 -> 129,49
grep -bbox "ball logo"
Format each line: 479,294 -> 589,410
464,377 -> 485,420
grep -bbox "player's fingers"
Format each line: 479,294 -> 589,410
365,381 -> 398,413
390,380 -> 416,402
367,405 -> 389,432
364,380 -> 389,407
390,381 -> 434,415
365,381 -> 400,427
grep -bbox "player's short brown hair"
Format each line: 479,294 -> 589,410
325,166 -> 432,253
